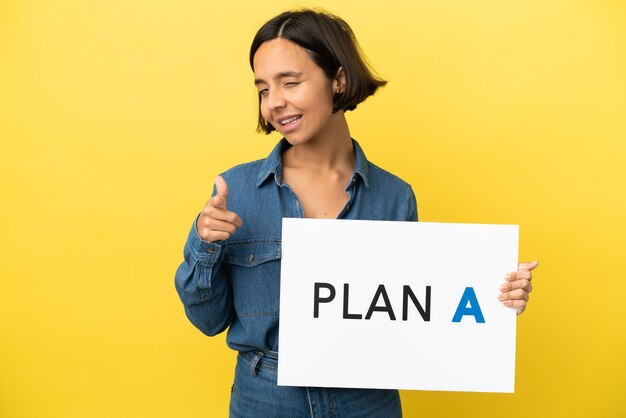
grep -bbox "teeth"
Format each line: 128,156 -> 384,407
280,116 -> 300,125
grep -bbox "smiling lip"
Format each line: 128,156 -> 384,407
276,114 -> 302,133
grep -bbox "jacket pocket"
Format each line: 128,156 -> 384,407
225,239 -> 282,316
225,239 -> 281,267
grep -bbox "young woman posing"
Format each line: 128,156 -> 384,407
175,9 -> 537,417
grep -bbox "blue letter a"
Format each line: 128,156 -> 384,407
452,287 -> 485,323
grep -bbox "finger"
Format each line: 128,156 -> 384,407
499,279 -> 532,293
506,269 -> 532,282
497,288 -> 529,302
197,216 -> 234,242
201,218 -> 239,236
215,175 -> 229,200
501,299 -> 527,315
505,269 -> 533,282
197,217 -> 240,242
202,230 -> 232,242
229,212 -> 243,228
203,205 -> 243,227
210,194 -> 227,210
518,260 -> 539,271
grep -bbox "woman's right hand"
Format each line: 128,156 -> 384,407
196,176 -> 243,242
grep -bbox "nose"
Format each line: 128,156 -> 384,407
267,89 -> 286,111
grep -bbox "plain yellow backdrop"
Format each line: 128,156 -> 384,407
1,0 -> 625,417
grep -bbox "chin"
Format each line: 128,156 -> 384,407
282,133 -> 312,146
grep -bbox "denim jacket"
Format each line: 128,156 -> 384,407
174,139 -> 418,353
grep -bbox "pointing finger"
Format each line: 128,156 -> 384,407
210,176 -> 229,210
202,203 -> 243,227
215,175 -> 229,199
211,194 -> 227,210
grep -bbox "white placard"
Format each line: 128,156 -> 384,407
278,219 -> 519,393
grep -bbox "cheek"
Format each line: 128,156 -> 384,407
318,83 -> 337,111
259,99 -> 271,122
299,85 -> 335,114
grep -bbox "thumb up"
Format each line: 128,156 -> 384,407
196,176 -> 244,243
212,175 -> 229,209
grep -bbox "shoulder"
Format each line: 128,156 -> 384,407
352,138 -> 411,193
217,158 -> 267,189
367,162 -> 410,185
363,161 -> 418,221
366,161 -> 413,194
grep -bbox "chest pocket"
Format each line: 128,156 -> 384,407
225,239 -> 281,267
225,239 -> 282,316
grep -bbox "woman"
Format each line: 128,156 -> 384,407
175,9 -> 537,417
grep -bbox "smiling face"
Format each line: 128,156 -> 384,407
253,38 -> 344,146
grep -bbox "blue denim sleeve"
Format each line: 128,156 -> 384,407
407,186 -> 418,222
174,214 -> 234,336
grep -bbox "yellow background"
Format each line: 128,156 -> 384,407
1,0 -> 625,417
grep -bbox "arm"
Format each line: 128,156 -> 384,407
174,176 -> 243,336
406,186 -> 418,222
174,221 -> 234,336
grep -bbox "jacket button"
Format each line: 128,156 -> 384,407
248,253 -> 255,263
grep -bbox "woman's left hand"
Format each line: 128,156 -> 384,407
498,260 -> 539,315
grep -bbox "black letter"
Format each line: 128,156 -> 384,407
343,283 -> 363,319
402,285 -> 431,321
365,285 -> 396,320
313,283 -> 335,318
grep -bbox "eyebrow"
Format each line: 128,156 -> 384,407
254,71 -> 304,85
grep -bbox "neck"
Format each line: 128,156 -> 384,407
284,112 -> 354,171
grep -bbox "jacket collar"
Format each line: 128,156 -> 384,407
256,138 -> 370,188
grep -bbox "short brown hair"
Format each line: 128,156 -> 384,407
249,9 -> 388,134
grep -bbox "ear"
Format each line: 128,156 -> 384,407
333,67 -> 346,94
